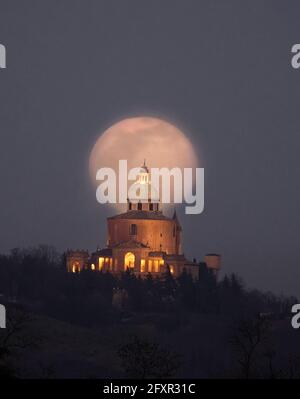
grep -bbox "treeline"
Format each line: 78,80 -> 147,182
0,245 -> 296,327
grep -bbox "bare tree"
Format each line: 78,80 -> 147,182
118,336 -> 181,378
0,305 -> 37,377
287,353 -> 300,379
229,316 -> 271,379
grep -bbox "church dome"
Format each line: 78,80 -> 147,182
128,160 -> 159,204
139,161 -> 149,174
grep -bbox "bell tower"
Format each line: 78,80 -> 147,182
127,160 -> 160,212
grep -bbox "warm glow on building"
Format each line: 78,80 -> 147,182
72,261 -> 80,273
124,252 -> 135,270
66,161 -> 219,280
140,259 -> 146,272
99,257 -> 104,271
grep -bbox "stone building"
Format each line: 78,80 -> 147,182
66,162 -> 221,279
66,250 -> 89,273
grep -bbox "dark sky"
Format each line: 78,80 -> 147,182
0,1 -> 300,296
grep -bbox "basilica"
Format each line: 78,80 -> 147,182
66,162 -> 220,279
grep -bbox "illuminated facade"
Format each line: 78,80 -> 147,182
66,162 -> 221,279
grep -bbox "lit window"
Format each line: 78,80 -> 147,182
154,260 -> 159,272
72,261 -> 80,273
148,260 -> 153,272
99,257 -> 104,271
124,252 -> 135,270
140,259 -> 146,272
91,263 -> 95,270
109,258 -> 113,271
169,265 -> 174,274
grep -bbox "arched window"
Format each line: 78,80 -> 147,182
124,252 -> 135,270
72,261 -> 80,273
130,224 -> 137,236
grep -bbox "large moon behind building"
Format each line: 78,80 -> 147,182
89,117 -> 199,209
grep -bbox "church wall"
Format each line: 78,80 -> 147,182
112,247 -> 149,273
107,218 -> 180,254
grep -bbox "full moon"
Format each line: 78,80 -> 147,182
89,116 -> 199,209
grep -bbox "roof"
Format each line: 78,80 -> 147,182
148,251 -> 166,257
164,254 -> 186,261
140,160 -> 149,173
111,240 -> 149,249
108,210 -> 172,221
91,248 -> 112,257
